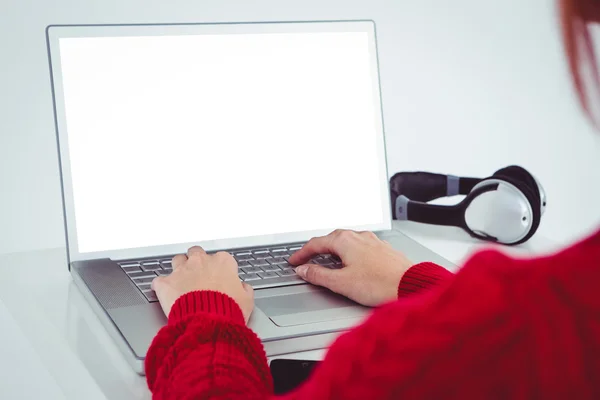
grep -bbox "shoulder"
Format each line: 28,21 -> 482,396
457,229 -> 600,315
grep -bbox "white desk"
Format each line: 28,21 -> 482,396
0,222 -> 558,400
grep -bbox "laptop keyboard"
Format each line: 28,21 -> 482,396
117,244 -> 342,303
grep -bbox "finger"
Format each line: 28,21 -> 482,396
172,254 -> 188,269
187,245 -> 206,258
289,231 -> 346,265
214,251 -> 237,271
242,282 -> 254,298
151,275 -> 166,291
241,282 -> 255,323
295,263 -> 347,293
151,276 -> 173,317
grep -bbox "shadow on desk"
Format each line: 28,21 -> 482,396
394,221 -> 559,261
396,222 -> 481,244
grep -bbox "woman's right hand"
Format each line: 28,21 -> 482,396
288,230 -> 414,307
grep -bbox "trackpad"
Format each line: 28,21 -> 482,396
255,291 -> 370,327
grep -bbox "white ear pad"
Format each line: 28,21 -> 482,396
464,180 -> 534,244
532,174 -> 547,215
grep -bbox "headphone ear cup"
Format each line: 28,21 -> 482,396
493,166 -> 541,211
488,174 -> 541,244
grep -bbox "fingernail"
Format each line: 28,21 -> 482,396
296,265 -> 308,278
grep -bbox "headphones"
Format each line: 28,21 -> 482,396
390,165 -> 547,245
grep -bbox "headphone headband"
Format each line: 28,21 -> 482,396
389,171 -> 481,207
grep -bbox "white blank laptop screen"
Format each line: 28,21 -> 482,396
58,30 -> 385,254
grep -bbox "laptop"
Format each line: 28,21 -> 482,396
46,20 -> 454,375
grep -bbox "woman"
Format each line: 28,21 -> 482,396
146,1 -> 600,398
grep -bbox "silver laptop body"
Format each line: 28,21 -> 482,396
46,20 -> 453,375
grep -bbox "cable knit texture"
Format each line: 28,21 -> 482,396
397,261 -> 454,297
146,230 -> 600,399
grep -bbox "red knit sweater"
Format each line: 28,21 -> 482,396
145,230 -> 600,399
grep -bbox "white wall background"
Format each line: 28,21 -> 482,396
1,0 -> 599,255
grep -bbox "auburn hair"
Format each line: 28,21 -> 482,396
560,0 -> 600,121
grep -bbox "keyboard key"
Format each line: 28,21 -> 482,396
277,268 -> 296,277
235,254 -> 253,261
243,273 -> 261,281
328,262 -> 343,269
238,260 -> 250,267
134,276 -> 156,285
138,284 -> 151,291
128,271 -> 157,279
121,265 -> 141,273
258,271 -> 279,279
270,248 -> 287,253
288,246 -> 302,252
238,271 -> 246,277
268,257 -> 287,265
242,266 -> 263,274
141,263 -> 162,271
254,253 -> 272,260
249,259 -> 270,267
143,290 -> 158,302
315,258 -> 334,266
160,260 -> 172,267
120,262 -> 140,268
142,260 -> 159,265
156,270 -> 171,276
261,264 -> 281,272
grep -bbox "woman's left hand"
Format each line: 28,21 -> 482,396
151,246 -> 255,323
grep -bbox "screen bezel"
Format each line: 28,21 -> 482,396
46,20 -> 392,263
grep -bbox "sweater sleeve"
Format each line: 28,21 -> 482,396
145,291 -> 273,399
397,261 -> 454,298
